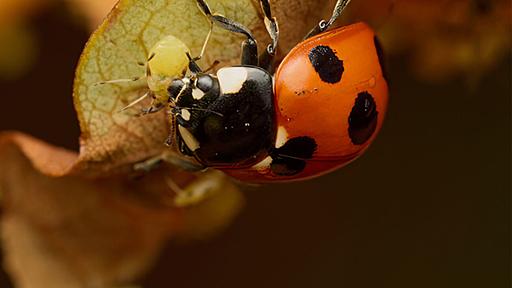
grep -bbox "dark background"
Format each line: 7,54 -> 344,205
0,3 -> 510,288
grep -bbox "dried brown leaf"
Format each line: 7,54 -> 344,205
0,132 -> 243,288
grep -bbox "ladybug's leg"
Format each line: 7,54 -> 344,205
196,0 -> 259,66
203,60 -> 220,73
186,52 -> 203,74
257,0 -> 279,72
133,153 -> 204,174
195,17 -> 214,63
304,0 -> 351,39
135,115 -> 204,174
133,156 -> 164,173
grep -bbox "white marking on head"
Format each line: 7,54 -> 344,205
181,109 -> 191,121
252,156 -> 272,171
178,125 -> 200,151
192,88 -> 205,100
275,126 -> 289,149
217,67 -> 248,94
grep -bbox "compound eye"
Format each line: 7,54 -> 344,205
168,79 -> 185,99
196,75 -> 214,92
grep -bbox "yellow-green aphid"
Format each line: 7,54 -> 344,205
146,35 -> 191,109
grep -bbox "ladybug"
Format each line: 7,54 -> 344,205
104,0 -> 388,182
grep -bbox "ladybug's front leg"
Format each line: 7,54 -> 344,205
195,0 -> 259,66
257,0 -> 279,72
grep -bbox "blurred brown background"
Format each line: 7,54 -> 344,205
0,1 -> 510,287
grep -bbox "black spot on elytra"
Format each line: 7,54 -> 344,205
270,136 -> 317,176
308,45 -> 344,84
348,92 -> 378,145
373,36 -> 388,81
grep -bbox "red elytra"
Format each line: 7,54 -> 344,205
222,22 -> 389,182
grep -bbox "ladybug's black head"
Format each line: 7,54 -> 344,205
167,74 -> 220,103
167,73 -> 222,130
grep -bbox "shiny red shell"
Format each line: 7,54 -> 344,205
223,22 -> 389,182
